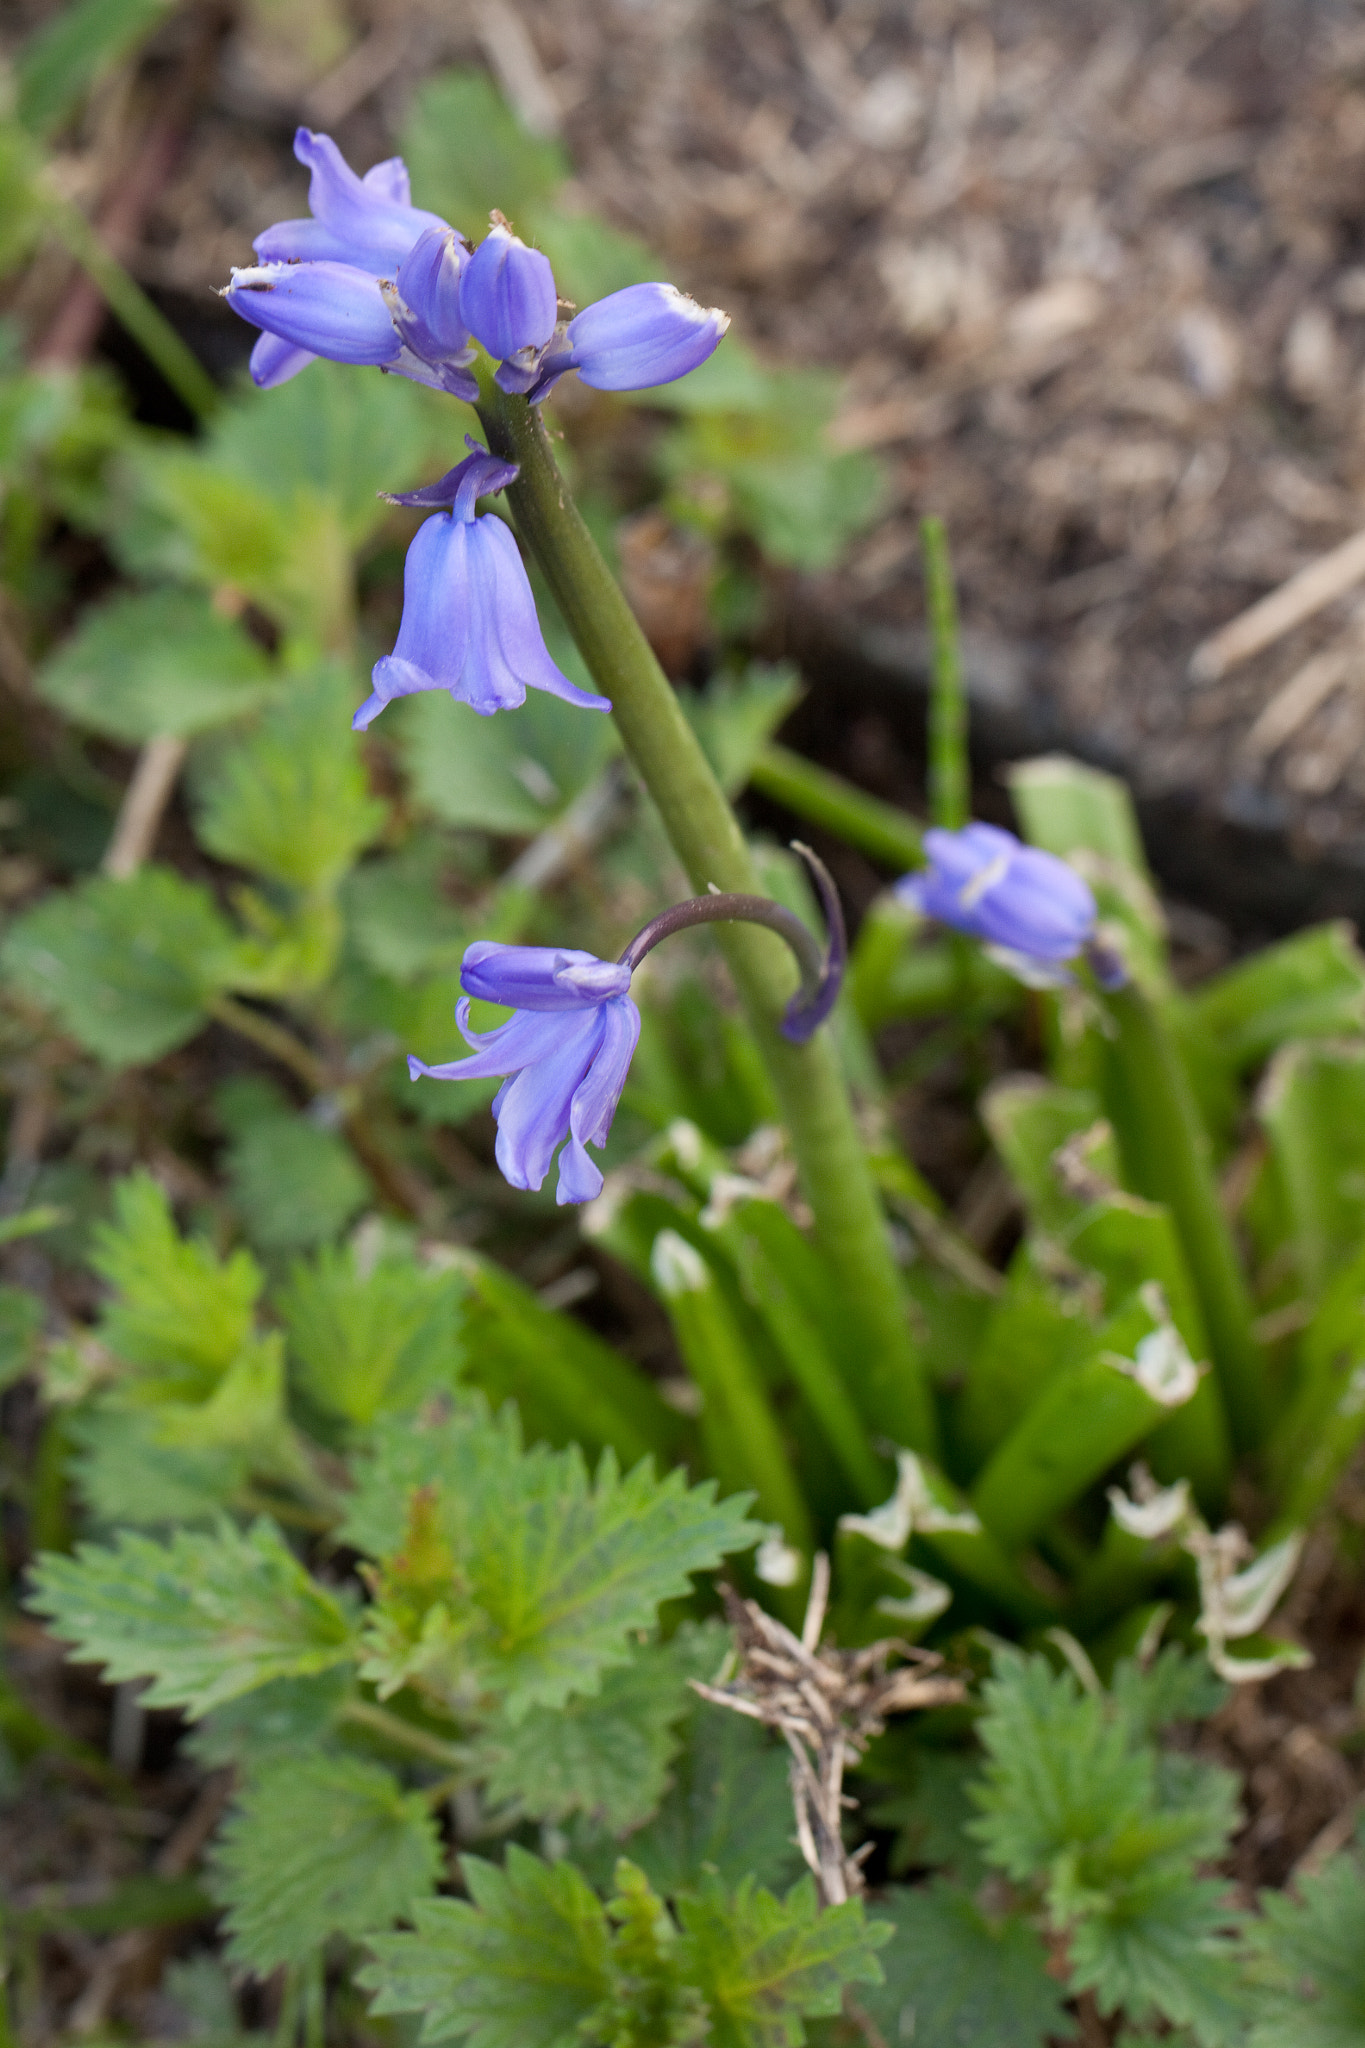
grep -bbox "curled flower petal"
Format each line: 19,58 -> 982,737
897,822 -> 1099,969
459,224 -> 558,361
565,281 -> 730,391
254,128 -> 446,271
224,261 -> 400,366
249,330 -> 316,389
383,444 -> 519,517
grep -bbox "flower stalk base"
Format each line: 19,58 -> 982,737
480,384 -> 936,1455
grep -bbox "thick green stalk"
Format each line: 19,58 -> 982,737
480,387 -> 936,1454
1099,983 -> 1268,1450
921,516 -> 968,831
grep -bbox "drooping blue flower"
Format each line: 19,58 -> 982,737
352,443 -> 611,731
409,941 -> 640,1204
897,822 -> 1108,983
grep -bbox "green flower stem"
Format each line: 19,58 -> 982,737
921,516 -> 968,832
1098,983 -> 1268,1451
41,189 -> 220,420
480,386 -> 936,1455
749,743 -> 923,871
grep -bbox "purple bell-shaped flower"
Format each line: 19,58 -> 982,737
409,941 -> 640,1204
896,822 -> 1123,986
352,443 -> 611,731
563,282 -> 730,392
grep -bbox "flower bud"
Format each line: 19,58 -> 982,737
565,281 -> 730,391
458,224 -> 558,361
224,262 -> 399,367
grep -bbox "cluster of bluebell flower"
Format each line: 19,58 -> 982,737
223,129 -> 727,732
225,132 -> 1118,1205
224,129 -> 728,404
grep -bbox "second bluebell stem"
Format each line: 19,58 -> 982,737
480,384 -> 938,1458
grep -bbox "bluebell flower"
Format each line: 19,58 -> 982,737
223,131 -> 728,405
409,941 -> 640,1204
223,127 -> 477,397
352,443 -> 611,731
897,822 -> 1112,984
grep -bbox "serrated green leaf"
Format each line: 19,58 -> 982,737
28,1518 -> 356,1716
1066,1870 -> 1245,2045
211,1752 -> 441,1971
91,1171 -> 262,1399
37,588 -> 273,743
224,1110 -> 370,1254
970,1650 -> 1235,1891
1246,1843 -> 1365,2048
1,866 -> 237,1064
611,1698 -> 802,1898
66,1398 -> 249,1529
676,1873 -> 888,2048
856,1880 -> 1067,2048
481,1625 -> 724,1834
1109,1646 -> 1227,1741
363,1844 -> 613,2048
185,1665 -> 354,1772
399,678 -> 617,836
279,1241 -> 465,1428
343,1404 -> 760,1718
196,666 -> 383,891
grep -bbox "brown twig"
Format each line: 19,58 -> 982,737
693,1563 -> 962,1905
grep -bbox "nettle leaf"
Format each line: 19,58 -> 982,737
211,1752 -> 442,1973
224,1109 -> 370,1255
91,1171 -> 262,1399
28,1518 -> 356,1716
971,1650 -> 1245,2047
1,866 -> 237,1064
676,1873 -> 889,2048
278,1240 -> 465,1430
481,1624 -> 725,1835
363,1844 -> 614,2048
1246,1842 -> 1365,2048
66,1399 -> 250,1529
37,587 -> 274,744
858,1880 -> 1067,2048
1067,1870 -> 1245,2045
611,1696 -> 802,1898
196,665 -> 384,891
185,1666 -> 354,1772
344,1405 -> 760,1719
